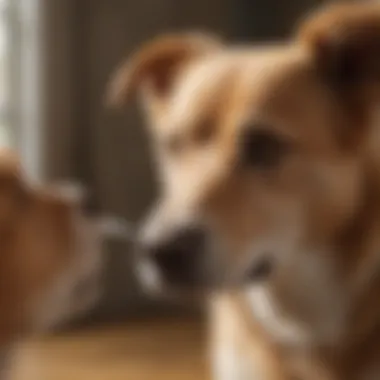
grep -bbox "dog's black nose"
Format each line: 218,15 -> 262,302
145,227 -> 207,287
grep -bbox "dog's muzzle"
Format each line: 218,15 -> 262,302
138,225 -> 211,290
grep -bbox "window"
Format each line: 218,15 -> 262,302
0,0 -> 12,147
0,0 -> 42,179
0,0 -> 40,152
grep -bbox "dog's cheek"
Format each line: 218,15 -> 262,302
307,160 -> 362,237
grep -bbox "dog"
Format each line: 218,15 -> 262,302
0,148 -> 117,378
108,2 -> 380,379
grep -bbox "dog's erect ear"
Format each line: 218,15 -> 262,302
298,3 -> 380,95
106,32 -> 222,110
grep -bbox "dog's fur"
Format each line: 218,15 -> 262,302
108,3 -> 380,379
0,149 -> 105,377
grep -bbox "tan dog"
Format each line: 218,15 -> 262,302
108,3 -> 380,379
0,149 -> 110,377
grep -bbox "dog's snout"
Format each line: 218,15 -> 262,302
145,227 -> 207,286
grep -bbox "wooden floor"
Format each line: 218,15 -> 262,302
10,318 -> 210,380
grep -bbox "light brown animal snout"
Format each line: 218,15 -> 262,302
137,195 -> 277,293
137,200 -> 212,291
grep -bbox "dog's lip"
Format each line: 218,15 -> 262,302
226,252 -> 276,286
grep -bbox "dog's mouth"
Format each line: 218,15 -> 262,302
137,255 -> 213,297
136,246 -> 276,297
135,220 -> 279,296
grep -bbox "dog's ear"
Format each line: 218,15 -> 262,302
297,3 -> 380,147
106,32 -> 222,112
0,149 -> 27,229
298,3 -> 380,97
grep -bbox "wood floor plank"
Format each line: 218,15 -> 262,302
10,318 -> 209,380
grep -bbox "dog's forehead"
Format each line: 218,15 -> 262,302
163,44 -> 336,150
164,47 -> 318,128
162,53 -> 235,136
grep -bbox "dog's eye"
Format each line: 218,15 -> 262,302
239,128 -> 289,170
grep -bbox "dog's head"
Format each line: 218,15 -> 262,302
0,149 -> 110,346
108,4 -> 380,295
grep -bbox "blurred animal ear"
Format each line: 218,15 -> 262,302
106,32 -> 222,112
0,149 -> 28,228
298,3 -> 380,95
297,3 -> 380,148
